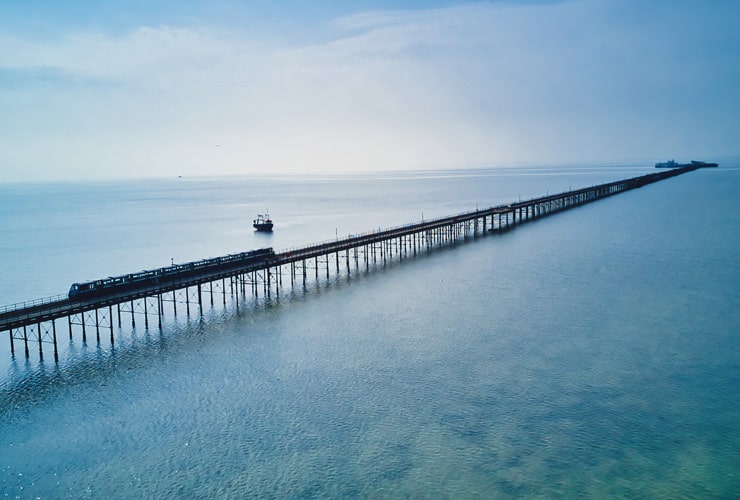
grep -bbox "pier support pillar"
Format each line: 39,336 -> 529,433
37,322 -> 43,360
158,295 -> 163,330
95,308 -> 100,343
52,320 -> 58,362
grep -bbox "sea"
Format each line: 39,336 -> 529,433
0,162 -> 737,498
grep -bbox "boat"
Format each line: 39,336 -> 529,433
253,213 -> 273,232
655,159 -> 718,168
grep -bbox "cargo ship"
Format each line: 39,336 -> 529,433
655,160 -> 718,168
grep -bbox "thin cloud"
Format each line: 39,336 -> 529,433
0,0 -> 737,182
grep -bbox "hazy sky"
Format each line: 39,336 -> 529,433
1,0 -> 738,182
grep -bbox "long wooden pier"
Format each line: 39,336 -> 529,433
0,165 -> 702,361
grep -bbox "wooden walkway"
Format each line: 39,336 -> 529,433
0,164 -> 702,360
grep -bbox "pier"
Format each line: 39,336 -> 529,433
1,164 -> 703,361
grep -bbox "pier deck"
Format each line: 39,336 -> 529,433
0,164 -> 703,360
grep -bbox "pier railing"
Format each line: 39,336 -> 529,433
0,294 -> 69,316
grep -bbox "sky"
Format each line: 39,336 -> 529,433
0,0 -> 738,182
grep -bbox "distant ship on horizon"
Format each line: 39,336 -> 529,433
655,159 -> 719,169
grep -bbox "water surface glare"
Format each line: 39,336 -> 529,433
0,165 -> 738,497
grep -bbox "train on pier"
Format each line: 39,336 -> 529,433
68,248 -> 275,299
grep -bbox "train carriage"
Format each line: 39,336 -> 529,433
68,248 -> 274,299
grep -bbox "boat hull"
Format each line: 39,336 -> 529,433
253,222 -> 273,232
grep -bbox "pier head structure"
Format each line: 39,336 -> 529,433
0,165 -> 705,361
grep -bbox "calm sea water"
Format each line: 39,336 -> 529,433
0,163 -> 738,498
